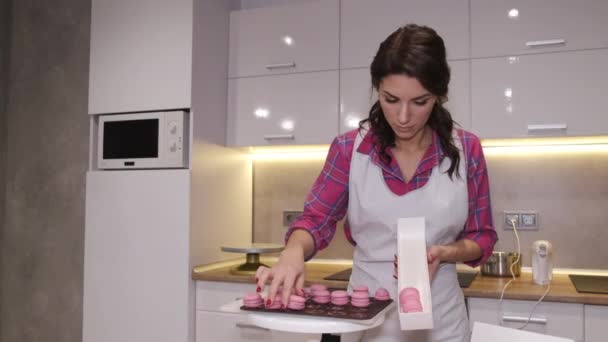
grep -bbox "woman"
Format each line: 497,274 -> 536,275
255,24 -> 498,342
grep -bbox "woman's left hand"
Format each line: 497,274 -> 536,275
427,245 -> 445,282
393,245 -> 445,282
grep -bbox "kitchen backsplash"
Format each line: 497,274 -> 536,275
253,148 -> 608,269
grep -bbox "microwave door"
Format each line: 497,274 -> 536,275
100,118 -> 160,169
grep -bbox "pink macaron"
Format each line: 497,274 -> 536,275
350,291 -> 370,308
352,285 -> 369,293
401,304 -> 423,313
312,289 -> 331,304
287,294 -> 306,310
266,295 -> 283,310
330,290 -> 350,306
310,284 -> 327,293
351,291 -> 369,300
399,288 -> 420,301
374,288 -> 391,301
242,292 -> 263,308
399,287 -> 423,313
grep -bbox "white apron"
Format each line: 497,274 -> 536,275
343,130 -> 470,342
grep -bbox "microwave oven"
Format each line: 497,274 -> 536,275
97,111 -> 189,169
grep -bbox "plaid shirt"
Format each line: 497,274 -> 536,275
287,128 -> 497,267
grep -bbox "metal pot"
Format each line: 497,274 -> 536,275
481,251 -> 522,277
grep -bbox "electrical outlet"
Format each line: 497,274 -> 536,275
503,211 -> 520,229
520,211 -> 539,229
283,210 -> 303,227
504,210 -> 539,230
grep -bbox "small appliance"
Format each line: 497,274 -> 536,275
532,240 -> 553,285
97,110 -> 189,169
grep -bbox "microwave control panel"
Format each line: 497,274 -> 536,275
164,111 -> 188,166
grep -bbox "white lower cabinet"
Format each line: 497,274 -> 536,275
196,281 -> 272,342
196,311 -> 272,342
585,305 -> 608,342
467,298 -> 584,341
195,281 -> 321,342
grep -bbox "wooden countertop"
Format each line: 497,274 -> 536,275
192,258 -> 353,289
192,258 -> 608,305
464,272 -> 608,305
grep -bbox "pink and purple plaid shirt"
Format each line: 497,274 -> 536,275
287,128 -> 497,267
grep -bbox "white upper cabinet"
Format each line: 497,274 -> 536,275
228,0 -> 339,78
339,68 -> 375,134
471,0 -> 608,58
472,48 -> 608,138
340,0 -> 469,69
447,60 -> 471,132
227,71 -> 339,146
339,61 -> 470,134
88,0 -> 193,114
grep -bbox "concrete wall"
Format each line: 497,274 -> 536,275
0,0 -> 11,338
0,1 -> 90,341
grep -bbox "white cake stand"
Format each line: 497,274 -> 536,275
220,299 -> 394,334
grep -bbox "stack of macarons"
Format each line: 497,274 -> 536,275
399,287 -> 423,313
242,292 -> 264,308
310,284 -> 327,295
330,290 -> 350,306
312,289 -> 331,304
374,287 -> 391,301
310,284 -> 331,304
266,294 -> 284,310
350,285 -> 370,308
286,294 -> 306,310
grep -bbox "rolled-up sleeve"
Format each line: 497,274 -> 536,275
286,134 -> 352,260
459,131 -> 498,267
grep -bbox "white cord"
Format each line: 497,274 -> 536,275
518,282 -> 551,330
497,219 -> 551,330
498,218 -> 521,325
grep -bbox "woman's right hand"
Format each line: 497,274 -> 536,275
255,245 -> 307,308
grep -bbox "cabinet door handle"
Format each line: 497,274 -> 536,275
263,134 -> 295,140
265,61 -> 296,70
502,314 -> 547,325
235,322 -> 270,331
525,39 -> 566,47
527,124 -> 567,133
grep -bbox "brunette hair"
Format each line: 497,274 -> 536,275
359,24 -> 460,178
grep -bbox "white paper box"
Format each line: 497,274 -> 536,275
471,322 -> 574,342
397,217 -> 434,330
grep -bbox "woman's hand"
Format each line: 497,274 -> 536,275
427,245 -> 445,282
255,246 -> 307,308
393,245 -> 445,282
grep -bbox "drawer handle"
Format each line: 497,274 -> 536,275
263,134 -> 295,140
527,124 -> 567,133
526,39 -> 566,47
265,61 -> 296,70
502,314 -> 547,325
236,322 -> 270,331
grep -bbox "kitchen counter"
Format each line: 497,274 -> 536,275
192,258 -> 608,305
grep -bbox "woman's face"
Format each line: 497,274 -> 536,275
378,74 -> 437,142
